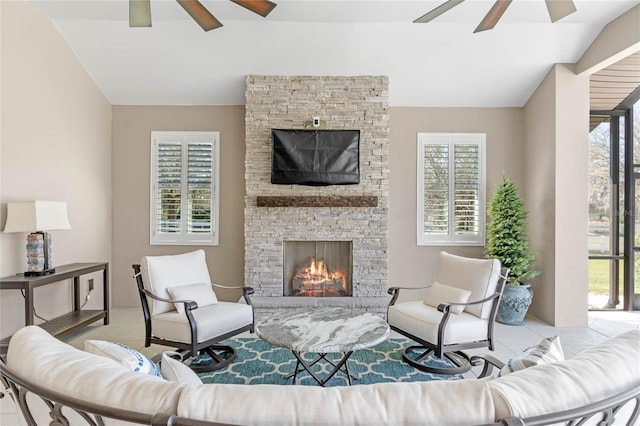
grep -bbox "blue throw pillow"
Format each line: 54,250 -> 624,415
84,340 -> 161,377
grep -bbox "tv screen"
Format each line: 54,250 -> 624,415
271,129 -> 360,186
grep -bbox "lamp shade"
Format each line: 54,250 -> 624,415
3,201 -> 71,233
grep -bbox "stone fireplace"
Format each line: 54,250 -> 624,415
244,75 -> 390,322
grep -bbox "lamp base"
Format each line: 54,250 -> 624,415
24,268 -> 56,277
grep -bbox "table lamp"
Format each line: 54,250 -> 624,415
3,201 -> 71,276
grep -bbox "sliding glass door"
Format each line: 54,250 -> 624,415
588,100 -> 639,310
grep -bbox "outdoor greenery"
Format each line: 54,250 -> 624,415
588,259 -> 621,294
486,177 -> 539,285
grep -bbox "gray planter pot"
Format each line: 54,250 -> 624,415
496,282 -> 532,325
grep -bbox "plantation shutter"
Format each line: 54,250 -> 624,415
454,144 -> 480,236
151,132 -> 219,245
187,142 -> 213,234
417,133 -> 485,246
155,141 -> 182,234
422,144 -> 450,236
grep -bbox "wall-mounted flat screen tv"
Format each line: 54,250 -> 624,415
271,129 -> 360,186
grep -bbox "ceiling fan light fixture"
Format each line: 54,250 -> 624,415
230,0 -> 277,18
545,0 -> 577,23
129,0 -> 152,27
474,0 -> 513,33
414,0 -> 465,24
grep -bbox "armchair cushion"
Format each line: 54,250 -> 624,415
498,335 -> 564,377
167,283 -> 218,314
435,252 -> 501,319
388,301 -> 489,345
141,250 -> 213,315
151,301 -> 253,344
423,282 -> 471,315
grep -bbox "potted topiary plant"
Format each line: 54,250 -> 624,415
486,177 -> 540,325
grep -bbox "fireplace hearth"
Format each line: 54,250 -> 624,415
284,241 -> 352,297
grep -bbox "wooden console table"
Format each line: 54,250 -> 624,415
0,262 -> 109,350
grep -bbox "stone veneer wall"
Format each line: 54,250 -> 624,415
244,75 -> 390,320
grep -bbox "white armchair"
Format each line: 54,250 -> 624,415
387,251 -> 509,374
132,249 -> 254,372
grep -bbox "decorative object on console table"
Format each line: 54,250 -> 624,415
3,201 -> 71,276
486,177 -> 539,325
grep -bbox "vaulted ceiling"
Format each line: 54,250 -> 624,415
29,0 -> 640,107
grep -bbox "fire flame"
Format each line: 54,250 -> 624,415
294,256 -> 348,294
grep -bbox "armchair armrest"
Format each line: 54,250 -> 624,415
470,353 -> 504,378
387,284 -> 432,306
211,283 -> 254,304
139,287 -> 199,311
437,291 -> 501,313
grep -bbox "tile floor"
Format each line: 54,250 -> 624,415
1,308 -> 639,425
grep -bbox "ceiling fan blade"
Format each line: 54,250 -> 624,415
129,0 -> 152,27
474,0 -> 513,33
545,0 -> 577,23
414,0 -> 465,24
176,0 -> 223,31
230,0 -> 277,18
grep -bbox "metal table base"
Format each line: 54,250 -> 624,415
286,350 -> 358,386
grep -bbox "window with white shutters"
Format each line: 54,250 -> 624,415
417,133 -> 485,246
150,131 -> 219,245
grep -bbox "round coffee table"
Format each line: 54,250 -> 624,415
255,307 -> 390,386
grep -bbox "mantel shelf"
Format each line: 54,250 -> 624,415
256,196 -> 378,208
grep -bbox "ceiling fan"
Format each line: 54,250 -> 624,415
414,0 -> 577,33
129,0 -> 277,31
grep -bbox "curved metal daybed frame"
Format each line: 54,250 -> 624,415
1,355 -> 639,426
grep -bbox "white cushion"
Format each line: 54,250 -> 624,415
435,251 -> 501,319
177,379 -> 495,425
489,330 -> 640,420
84,340 -> 161,377
161,352 -> 203,385
498,335 -> 564,377
423,282 -> 471,315
6,326 -> 183,421
388,301 -> 489,345
167,283 -> 218,314
152,301 -> 253,343
141,250 -> 213,315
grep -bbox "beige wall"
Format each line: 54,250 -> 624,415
524,64 -> 590,327
111,106 -> 527,309
555,65 -> 590,326
111,106 -> 246,307
0,1 -> 112,338
523,67 -> 557,324
388,107 -> 525,303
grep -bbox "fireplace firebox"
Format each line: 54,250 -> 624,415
283,241 -> 352,297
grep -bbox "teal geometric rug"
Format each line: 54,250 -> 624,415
193,337 -> 463,386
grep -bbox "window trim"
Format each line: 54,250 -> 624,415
416,132 -> 486,246
150,131 -> 220,246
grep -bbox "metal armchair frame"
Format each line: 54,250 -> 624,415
132,264 -> 254,372
388,267 -> 509,375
